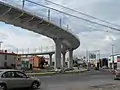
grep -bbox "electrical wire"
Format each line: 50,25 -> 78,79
25,0 -> 120,32
45,0 -> 120,28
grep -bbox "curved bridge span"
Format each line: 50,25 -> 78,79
0,0 -> 80,69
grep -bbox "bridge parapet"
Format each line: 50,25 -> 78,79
6,46 -> 55,54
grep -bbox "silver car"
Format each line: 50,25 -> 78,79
0,69 -> 41,90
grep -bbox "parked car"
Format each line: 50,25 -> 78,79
114,69 -> 120,80
0,69 -> 41,90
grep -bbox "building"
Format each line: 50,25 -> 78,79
108,54 -> 120,69
16,55 -> 33,70
99,58 -> 108,67
33,56 -> 45,69
32,56 -> 39,69
16,55 -> 46,70
0,50 -> 17,69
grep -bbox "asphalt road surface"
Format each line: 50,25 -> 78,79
21,70 -> 120,90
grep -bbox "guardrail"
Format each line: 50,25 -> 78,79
4,46 -> 55,54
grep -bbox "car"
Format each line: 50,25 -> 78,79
0,69 -> 41,90
114,69 -> 120,80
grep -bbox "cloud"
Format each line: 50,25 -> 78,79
1,0 -> 120,58
47,0 -> 120,57
0,22 -> 54,51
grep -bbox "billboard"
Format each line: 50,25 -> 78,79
89,53 -> 96,59
117,56 -> 120,62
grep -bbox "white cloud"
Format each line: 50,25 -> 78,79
103,35 -> 116,42
1,0 -> 120,57
0,23 -> 54,51
49,0 -> 120,57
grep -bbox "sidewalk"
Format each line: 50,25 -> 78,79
27,68 -> 87,76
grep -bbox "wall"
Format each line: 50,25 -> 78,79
33,56 -> 39,68
0,52 -> 17,68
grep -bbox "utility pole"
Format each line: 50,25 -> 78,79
60,17 -> 62,28
86,49 -> 90,70
112,44 -> 114,69
22,0 -> 25,10
48,9 -> 50,21
86,49 -> 88,62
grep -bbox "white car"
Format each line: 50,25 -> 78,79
0,69 -> 41,90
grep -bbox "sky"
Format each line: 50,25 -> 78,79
0,0 -> 120,57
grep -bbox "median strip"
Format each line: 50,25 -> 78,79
27,72 -> 56,76
26,69 -> 87,76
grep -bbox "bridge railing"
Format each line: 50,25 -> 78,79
6,46 -> 55,54
0,0 -> 80,41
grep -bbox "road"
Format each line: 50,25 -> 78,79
19,70 -> 120,90
38,70 -> 120,90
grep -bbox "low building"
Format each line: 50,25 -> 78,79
16,55 -> 46,70
16,55 -> 33,70
108,54 -> 120,69
0,50 -> 17,69
33,56 -> 45,69
33,56 -> 39,69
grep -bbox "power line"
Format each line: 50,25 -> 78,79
89,27 -> 120,34
25,0 -> 120,32
79,24 -> 120,35
45,0 -> 120,28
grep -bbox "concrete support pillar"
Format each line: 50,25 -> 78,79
54,38 -> 62,69
49,53 -> 53,66
62,52 -> 66,68
68,49 -> 73,69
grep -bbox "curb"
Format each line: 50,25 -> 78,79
27,72 -> 56,76
62,70 -> 87,74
